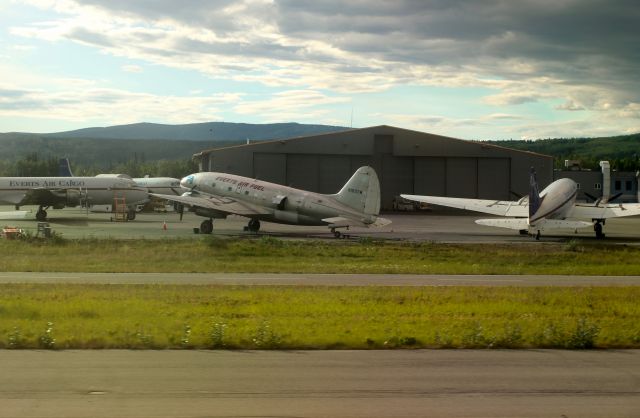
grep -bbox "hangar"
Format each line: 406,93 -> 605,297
193,125 -> 553,210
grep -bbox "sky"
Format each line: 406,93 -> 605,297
0,0 -> 639,140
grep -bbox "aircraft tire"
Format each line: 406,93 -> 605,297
248,219 -> 261,232
127,210 -> 136,221
36,209 -> 47,221
594,222 -> 604,239
200,219 -> 213,234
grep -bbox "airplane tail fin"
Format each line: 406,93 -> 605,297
332,166 -> 381,215
528,167 -> 542,219
59,158 -> 74,177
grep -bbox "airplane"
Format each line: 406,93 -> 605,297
151,166 -> 391,237
401,168 -> 640,240
59,158 -> 185,195
0,175 -> 149,221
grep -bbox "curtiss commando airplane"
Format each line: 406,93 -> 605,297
0,175 -> 149,221
152,166 -> 391,237
401,169 -> 640,239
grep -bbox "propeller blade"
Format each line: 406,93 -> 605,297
584,192 -> 598,202
606,192 -> 623,203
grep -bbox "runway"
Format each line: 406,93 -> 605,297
1,271 -> 640,286
0,350 -> 638,418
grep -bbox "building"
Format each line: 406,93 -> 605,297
193,125 -> 553,210
555,160 -> 639,203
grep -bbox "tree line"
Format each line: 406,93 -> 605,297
0,152 -> 198,178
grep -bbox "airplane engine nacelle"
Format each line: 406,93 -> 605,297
65,189 -> 83,206
193,207 -> 227,219
274,210 -> 299,224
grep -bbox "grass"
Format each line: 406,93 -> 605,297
0,284 -> 638,349
2,235 -> 640,275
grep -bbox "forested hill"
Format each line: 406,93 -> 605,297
40,122 -> 349,141
487,133 -> 640,170
0,121 -> 349,176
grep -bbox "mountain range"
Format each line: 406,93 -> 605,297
37,122 -> 349,141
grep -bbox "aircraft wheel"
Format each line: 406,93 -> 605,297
36,209 -> 47,221
127,210 -> 136,221
248,219 -> 261,232
594,222 -> 604,239
200,219 -> 213,234
333,230 -> 342,239
535,230 -> 541,241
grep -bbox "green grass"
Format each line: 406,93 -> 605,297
2,236 -> 640,275
0,284 -> 638,349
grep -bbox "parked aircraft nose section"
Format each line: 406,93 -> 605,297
181,174 -> 198,189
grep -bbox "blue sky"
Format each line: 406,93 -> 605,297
1,0 -> 639,140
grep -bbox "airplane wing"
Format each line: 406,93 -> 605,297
5,188 -> 69,206
150,192 -> 272,216
569,203 -> 640,220
401,194 -> 529,217
322,216 -> 392,228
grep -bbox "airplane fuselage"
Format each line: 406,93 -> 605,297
133,177 -> 186,195
530,178 -> 578,225
0,176 -> 149,208
183,172 -> 376,226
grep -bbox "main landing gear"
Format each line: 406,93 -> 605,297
246,219 -> 261,233
200,219 -> 213,234
36,206 -> 48,221
594,220 -> 605,239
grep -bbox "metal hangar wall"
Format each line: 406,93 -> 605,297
193,125 -> 553,210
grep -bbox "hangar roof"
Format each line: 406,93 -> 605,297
193,125 -> 551,159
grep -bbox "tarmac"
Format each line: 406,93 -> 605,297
3,205 -> 640,243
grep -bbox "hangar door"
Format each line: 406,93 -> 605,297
286,154 -> 319,191
478,158 -> 510,200
446,158 -> 477,198
414,157 -> 446,196
286,155 -> 351,193
382,155 -> 413,209
254,153 -> 286,184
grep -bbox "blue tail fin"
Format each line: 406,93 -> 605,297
59,158 -> 74,177
528,168 -> 542,219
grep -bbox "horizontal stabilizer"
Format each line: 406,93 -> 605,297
533,219 -> 593,231
475,218 -> 529,230
322,216 -> 391,228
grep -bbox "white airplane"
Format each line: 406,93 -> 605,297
401,169 -> 640,239
152,166 -> 391,237
59,158 -> 185,195
0,176 -> 149,221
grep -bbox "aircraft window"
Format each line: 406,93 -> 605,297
576,183 -> 581,189
615,180 -> 621,190
211,183 -> 216,188
228,187 -> 232,191
626,180 -> 632,191
594,183 -> 601,190
245,191 -> 249,195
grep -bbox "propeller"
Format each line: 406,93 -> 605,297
584,192 -> 623,206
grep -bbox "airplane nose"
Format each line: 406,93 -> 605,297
181,174 -> 197,189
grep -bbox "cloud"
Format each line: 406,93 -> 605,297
121,64 -> 143,73
234,90 -> 350,121
7,0 -> 640,136
0,82 -> 241,125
